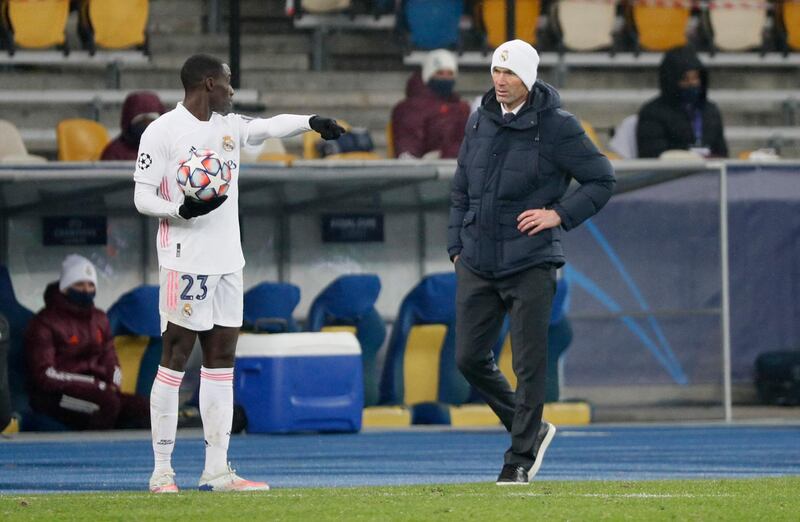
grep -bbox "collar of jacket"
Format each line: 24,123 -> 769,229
478,80 -> 561,130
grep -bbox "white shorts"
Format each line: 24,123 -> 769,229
159,268 -> 243,333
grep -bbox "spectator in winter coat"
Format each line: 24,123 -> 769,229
101,91 -> 165,161
24,255 -> 149,430
637,46 -> 728,159
391,49 -> 470,159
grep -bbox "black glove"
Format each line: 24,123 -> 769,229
179,195 -> 228,219
309,115 -> 346,140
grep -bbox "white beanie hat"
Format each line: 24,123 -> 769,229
59,254 -> 97,292
422,49 -> 458,84
490,39 -> 539,91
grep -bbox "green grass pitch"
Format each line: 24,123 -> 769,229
2,477 -> 798,521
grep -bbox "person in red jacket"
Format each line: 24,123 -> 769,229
391,49 -> 470,159
100,91 -> 166,161
24,254 -> 149,430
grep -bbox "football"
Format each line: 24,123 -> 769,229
176,149 -> 231,202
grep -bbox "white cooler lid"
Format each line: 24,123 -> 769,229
235,332 -> 361,357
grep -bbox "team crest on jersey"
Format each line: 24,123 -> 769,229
183,303 -> 193,318
222,135 -> 235,152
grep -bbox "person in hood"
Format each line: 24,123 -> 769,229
390,49 -> 470,159
448,40 -> 615,485
23,254 -> 149,430
637,46 -> 728,158
101,91 -> 166,161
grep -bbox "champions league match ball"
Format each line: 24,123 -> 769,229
177,149 -> 231,202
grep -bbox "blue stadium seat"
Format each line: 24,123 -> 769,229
0,265 -> 65,431
400,0 -> 463,50
107,285 -> 161,397
306,274 -> 386,406
378,272 -> 470,424
243,282 -> 301,333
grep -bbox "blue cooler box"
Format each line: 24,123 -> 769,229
234,332 -> 363,433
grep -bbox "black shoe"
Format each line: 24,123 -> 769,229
529,421 -> 557,481
495,464 -> 528,485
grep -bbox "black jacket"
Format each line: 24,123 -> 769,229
637,47 -> 728,158
447,80 -> 616,279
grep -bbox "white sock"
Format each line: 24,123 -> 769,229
150,366 -> 184,475
200,366 -> 234,477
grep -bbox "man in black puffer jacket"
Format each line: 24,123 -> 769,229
637,46 -> 728,158
448,39 -> 615,485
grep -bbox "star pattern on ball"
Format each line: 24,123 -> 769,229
205,165 -> 228,193
185,150 -> 208,177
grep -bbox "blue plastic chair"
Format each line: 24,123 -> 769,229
0,265 -> 66,431
400,0 -> 463,49
378,273 -> 470,424
107,285 -> 162,397
243,282 -> 301,333
307,274 -> 386,406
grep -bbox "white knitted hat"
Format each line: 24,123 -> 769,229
490,39 -> 540,91
422,49 -> 458,83
59,254 -> 97,292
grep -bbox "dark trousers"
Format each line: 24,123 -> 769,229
30,387 -> 150,430
455,261 -> 555,469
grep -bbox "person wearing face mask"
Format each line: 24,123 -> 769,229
23,254 -> 149,430
637,46 -> 728,159
390,49 -> 470,159
100,91 -> 166,161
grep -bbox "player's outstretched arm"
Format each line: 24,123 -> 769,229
243,114 -> 345,145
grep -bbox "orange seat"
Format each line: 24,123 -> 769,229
480,0 -> 541,48
80,0 -> 148,51
324,151 -> 383,161
5,0 -> 69,50
257,152 -> 298,165
303,119 -> 353,159
385,121 -> 395,159
631,2 -> 689,51
56,119 -> 110,162
783,1 -> 800,51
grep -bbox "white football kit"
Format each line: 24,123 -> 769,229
133,102 -> 311,331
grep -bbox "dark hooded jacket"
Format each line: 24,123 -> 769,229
391,71 -> 471,159
24,282 -> 119,398
636,47 -> 728,158
448,81 -> 615,279
101,91 -> 165,161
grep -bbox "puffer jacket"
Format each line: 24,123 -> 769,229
101,91 -> 166,161
391,71 -> 471,159
636,47 -> 728,158
24,282 -> 120,397
447,80 -> 615,279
